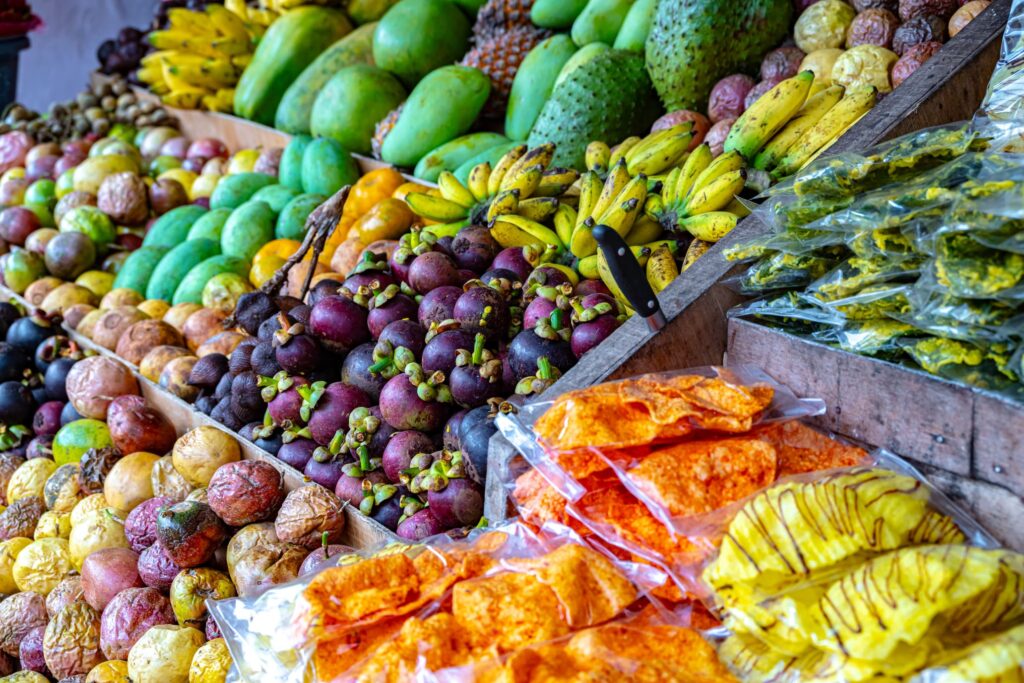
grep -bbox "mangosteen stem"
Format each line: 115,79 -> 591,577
358,445 -> 371,472
368,357 -> 392,375
471,334 -> 486,365
537,356 -> 553,380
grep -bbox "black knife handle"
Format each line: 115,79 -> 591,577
592,224 -> 666,331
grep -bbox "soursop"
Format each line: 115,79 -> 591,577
528,49 -> 661,170
646,0 -> 792,111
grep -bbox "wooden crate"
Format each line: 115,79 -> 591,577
727,318 -> 1024,550
1,284 -> 396,549
484,0 -> 1014,526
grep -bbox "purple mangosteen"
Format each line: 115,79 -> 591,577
32,401 -> 63,436
341,343 -> 387,401
448,334 -> 503,408
417,286 -> 462,329
408,251 -> 462,294
307,382 -> 372,445
382,430 -> 436,483
452,285 -> 510,340
334,466 -> 388,507
396,508 -> 445,540
367,291 -> 418,340
490,247 -> 532,281
277,438 -> 317,471
378,367 -> 452,432
451,226 -> 499,273
309,296 -> 370,353
421,327 -> 474,376
304,456 -> 346,489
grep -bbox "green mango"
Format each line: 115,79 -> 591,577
505,34 -> 578,141
112,246 -> 169,295
280,136 -> 312,192
276,193 -> 326,240
209,173 -> 276,210
614,0 -> 656,51
381,65 -> 491,168
372,0 -> 471,88
531,0 -> 588,28
274,22 -> 378,134
414,132 -> 508,183
302,138 -> 360,196
311,65 -> 407,156
555,42 -> 610,87
453,141 -> 522,184
173,255 -> 251,305
571,0 -> 634,47
142,205 -> 208,248
146,238 -> 222,302
347,0 -> 400,23
221,200 -> 276,262
187,208 -> 233,242
251,184 -> 300,214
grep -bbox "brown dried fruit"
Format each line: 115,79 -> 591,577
207,460 -> 285,527
948,0 -> 989,36
892,14 -> 948,54
78,447 -> 122,496
891,40 -> 943,85
847,8 -> 899,48
760,46 -> 806,82
0,496 -> 45,540
708,74 -> 756,124
706,118 -> 736,158
745,79 -> 781,110
228,539 -> 305,597
115,320 -> 185,366
46,576 -> 85,617
854,0 -> 897,10
274,485 -> 345,550
151,455 -> 194,502
0,452 -> 24,505
899,0 -> 957,20
97,173 -> 148,227
43,602 -> 103,678
0,590 -> 48,656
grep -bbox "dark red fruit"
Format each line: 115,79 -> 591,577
452,287 -> 509,340
32,400 -> 63,436
418,286 -> 462,329
309,296 -> 370,353
277,438 -> 316,471
427,477 -> 483,529
304,457 -> 346,489
367,294 -> 418,340
308,383 -> 372,446
570,315 -> 620,358
408,252 -> 461,294
379,374 -> 451,432
396,508 -> 444,540
451,226 -> 499,273
382,430 -> 435,482
490,247 -> 532,281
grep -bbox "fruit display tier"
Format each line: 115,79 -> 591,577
483,0 -> 1014,533
89,72 -> 425,185
0,280 -> 399,550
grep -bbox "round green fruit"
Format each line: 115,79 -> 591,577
25,179 -> 56,208
54,419 -> 114,466
59,205 -> 116,249
2,248 -> 45,293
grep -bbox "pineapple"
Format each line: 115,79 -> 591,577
472,0 -> 536,44
371,103 -> 404,160
462,26 -> 549,117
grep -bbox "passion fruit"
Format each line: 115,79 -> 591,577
159,356 -> 199,402
138,345 -> 191,383
90,307 -> 149,351
43,232 -> 95,280
65,356 -> 139,420
171,427 -> 240,488
114,320 -> 184,365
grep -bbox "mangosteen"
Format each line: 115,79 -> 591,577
407,252 -> 461,294
341,343 -> 387,402
25,436 -> 52,460
308,280 -> 341,306
32,401 -> 62,436
396,507 -> 445,540
480,267 -> 522,285
334,466 -> 388,507
490,247 -> 532,281
6,314 -> 57,355
254,430 -> 283,456
0,381 -> 36,424
235,291 -> 277,337
451,226 -> 499,273
417,286 -> 462,330
421,326 -> 475,376
308,296 -> 369,353
277,438 -> 316,471
30,384 -> 47,405
33,335 -> 78,374
444,410 -> 466,452
60,401 -> 82,426
187,353 -> 228,390
449,334 -> 503,408
230,372 -> 263,421
369,493 -> 403,531
382,430 -> 436,483
250,342 -> 281,377
506,313 -> 576,382
0,302 -> 19,330
367,288 -> 418,340
0,343 -> 29,382
288,304 -> 311,326
453,286 -> 510,340
458,407 -> 496,485
44,356 -> 75,402
427,475 -> 483,529
306,383 -> 372,446
274,325 -> 321,377
378,365 -> 452,433
305,456 -> 346,489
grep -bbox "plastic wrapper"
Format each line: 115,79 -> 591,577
729,293 -> 845,333
901,336 -> 1023,395
976,0 -> 1024,142
209,521 -> 723,683
734,248 -> 848,295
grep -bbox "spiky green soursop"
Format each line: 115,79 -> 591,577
646,0 -> 792,111
528,49 -> 661,171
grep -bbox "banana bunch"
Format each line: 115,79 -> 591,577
225,0 -> 340,28
406,143 -> 580,248
722,69 -> 878,180
644,144 -> 748,244
584,123 -> 693,178
139,5 -> 255,111
569,160 -> 656,258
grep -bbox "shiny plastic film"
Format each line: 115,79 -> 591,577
977,0 -> 1024,146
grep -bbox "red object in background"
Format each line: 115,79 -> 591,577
0,0 -> 41,37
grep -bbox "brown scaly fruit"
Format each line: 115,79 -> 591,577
472,0 -> 536,44
371,103 -> 404,160
462,26 -> 550,117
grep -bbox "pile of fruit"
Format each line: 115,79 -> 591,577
0,300 -> 367,681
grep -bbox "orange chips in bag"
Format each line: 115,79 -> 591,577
305,553 -> 419,626
355,613 -> 475,683
454,572 -> 572,651
626,438 -> 779,518
752,421 -> 869,477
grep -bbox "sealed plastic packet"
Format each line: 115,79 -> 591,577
693,452 -> 1021,683
976,0 -> 1024,146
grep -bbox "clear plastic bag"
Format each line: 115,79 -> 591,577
976,0 -> 1024,136
210,519 -> 726,683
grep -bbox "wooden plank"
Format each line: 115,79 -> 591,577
972,391 -> 1024,499
2,284 -> 395,548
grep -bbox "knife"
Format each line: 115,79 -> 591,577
592,224 -> 667,332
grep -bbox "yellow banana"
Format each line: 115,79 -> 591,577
680,211 -> 738,242
210,36 -> 250,56
485,189 -> 520,224
646,244 -> 679,294
577,254 -> 600,279
502,143 -> 554,191
517,197 -> 559,223
625,215 -> 663,246
141,50 -> 175,69
661,166 -> 682,205
495,214 -> 563,248
591,160 -> 630,221
168,59 -> 237,89
437,172 -> 475,209
597,247 -> 651,310
535,167 -> 579,197
167,8 -> 215,35
586,141 -> 611,174
467,163 -> 491,203
672,143 -> 712,206
625,125 -> 693,176
775,86 -> 877,177
148,81 -> 171,96
569,220 -> 597,259
406,193 -> 469,222
609,136 -> 641,167
575,172 -> 602,230
160,61 -> 196,92
491,220 -> 544,248
501,164 -> 544,199
752,84 -> 845,171
597,176 -> 647,237
423,219 -> 469,239
682,239 -> 710,272
487,145 -> 527,196
644,194 -> 665,222
689,150 -> 744,198
724,198 -> 751,218
231,54 -> 253,70
723,70 -> 815,161
148,30 -> 190,51
202,91 -> 234,113
553,203 -> 577,247
683,170 -> 746,217
224,0 -> 249,19
162,88 -> 207,109
247,7 -> 278,26
206,3 -> 250,40
136,65 -> 165,86
801,110 -> 868,170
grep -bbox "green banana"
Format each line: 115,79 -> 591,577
505,34 -> 578,142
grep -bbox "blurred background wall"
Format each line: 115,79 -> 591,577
17,0 -> 153,110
